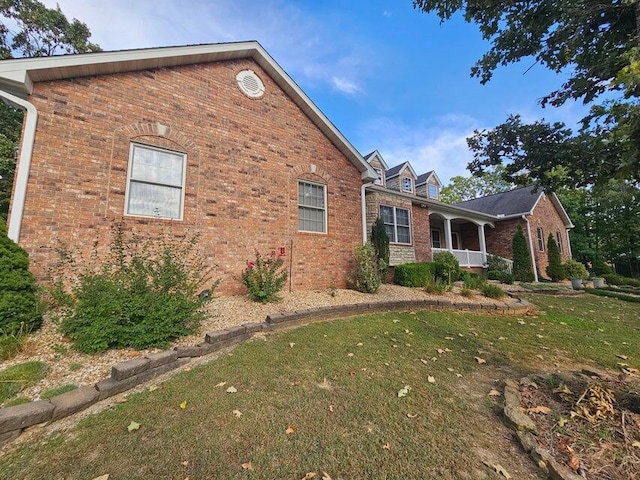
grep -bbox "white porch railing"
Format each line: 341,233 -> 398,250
433,248 -> 485,267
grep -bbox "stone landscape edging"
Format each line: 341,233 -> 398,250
0,296 -> 531,449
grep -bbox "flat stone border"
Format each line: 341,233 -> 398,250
503,378 -> 584,480
0,297 -> 531,449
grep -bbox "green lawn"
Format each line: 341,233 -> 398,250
1,294 -> 638,480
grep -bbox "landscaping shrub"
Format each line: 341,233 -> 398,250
425,277 -> 451,294
371,217 -> 390,277
585,287 -> 640,303
487,270 -> 502,281
55,223 -> 216,354
602,273 -> 640,287
512,224 -> 535,282
432,251 -> 460,284
463,274 -> 483,290
564,259 -> 589,280
545,234 -> 565,282
481,283 -> 505,299
393,262 -> 434,287
486,254 -> 511,274
460,286 -> 474,297
486,270 -> 513,284
590,259 -> 614,276
241,251 -> 287,303
0,222 -> 42,337
349,242 -> 383,293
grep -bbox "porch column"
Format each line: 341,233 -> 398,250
444,217 -> 453,252
478,223 -> 487,265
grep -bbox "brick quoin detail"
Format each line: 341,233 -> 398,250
13,59 -> 364,294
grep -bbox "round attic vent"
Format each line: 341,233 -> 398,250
236,70 -> 265,98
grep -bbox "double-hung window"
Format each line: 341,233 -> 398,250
431,229 -> 441,248
298,180 -> 326,233
402,177 -> 413,193
125,143 -> 186,219
380,205 -> 411,244
428,184 -> 439,199
556,231 -> 563,253
537,227 -> 544,251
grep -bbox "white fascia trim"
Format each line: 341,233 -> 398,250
0,91 -> 37,242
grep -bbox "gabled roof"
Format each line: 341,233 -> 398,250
454,185 -> 573,227
416,170 -> 442,187
0,41 -> 377,181
386,161 -> 417,180
364,150 -> 389,170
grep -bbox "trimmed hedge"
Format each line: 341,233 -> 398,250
602,274 -> 640,287
585,288 -> 640,303
394,262 -> 435,287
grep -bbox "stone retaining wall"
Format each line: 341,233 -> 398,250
0,297 -> 531,449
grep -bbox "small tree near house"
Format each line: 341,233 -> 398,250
546,234 -> 565,281
512,224 -> 535,282
371,217 -> 390,276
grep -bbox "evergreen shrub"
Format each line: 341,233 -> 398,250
349,242 -> 383,293
432,251 -> 460,284
393,262 -> 434,287
512,224 -> 535,282
371,217 -> 390,276
564,259 -> 589,280
545,234 -> 565,281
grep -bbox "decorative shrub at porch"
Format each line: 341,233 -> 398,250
240,251 -> 287,303
511,224 -> 535,282
393,262 -> 435,287
349,242 -> 383,293
0,222 -> 42,337
432,251 -> 460,284
563,259 -> 589,280
53,223 -> 216,353
371,217 -> 390,276
545,234 -> 565,282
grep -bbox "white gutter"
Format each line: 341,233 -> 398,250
1,90 -> 37,242
523,215 -> 539,282
361,182 -> 374,243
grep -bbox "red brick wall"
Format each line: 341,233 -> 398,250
527,195 -> 571,278
412,204 -> 431,262
485,218 -> 523,260
12,59 -> 364,294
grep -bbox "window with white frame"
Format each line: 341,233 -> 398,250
402,177 -> 413,193
298,180 -> 326,233
125,143 -> 186,219
380,205 -> 411,244
537,227 -> 544,251
431,229 -> 441,248
428,184 -> 439,199
374,168 -> 383,186
556,231 -> 563,254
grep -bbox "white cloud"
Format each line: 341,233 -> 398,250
357,114 -> 484,184
383,10 -> 392,17
331,76 -> 362,95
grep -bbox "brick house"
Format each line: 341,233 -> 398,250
0,42 -> 377,294
363,152 -> 573,281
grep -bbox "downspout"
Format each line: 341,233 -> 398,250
523,215 -> 539,282
361,182 -> 374,244
0,90 -> 38,243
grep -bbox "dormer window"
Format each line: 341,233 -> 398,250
402,177 -> 413,193
374,168 -> 383,186
428,184 -> 439,199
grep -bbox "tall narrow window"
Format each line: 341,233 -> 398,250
431,229 -> 441,248
537,227 -> 544,251
556,231 -> 563,254
298,180 -> 326,233
374,168 -> 383,186
380,205 -> 411,244
125,143 -> 186,219
428,184 -> 439,199
402,177 -> 413,193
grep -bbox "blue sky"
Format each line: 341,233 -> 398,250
44,0 -> 587,183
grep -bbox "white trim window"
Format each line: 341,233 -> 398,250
556,231 -> 563,254
380,205 -> 411,244
402,177 -> 413,193
374,167 -> 383,186
125,143 -> 186,219
428,184 -> 439,199
298,180 -> 327,233
537,227 -> 545,251
431,229 -> 441,248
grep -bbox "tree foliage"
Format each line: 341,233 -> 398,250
512,224 -> 534,282
0,0 -> 100,221
440,165 -> 512,203
546,234 -> 565,282
413,0 -> 640,189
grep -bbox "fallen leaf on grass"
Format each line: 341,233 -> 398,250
392,319 -> 399,323
488,389 -> 501,397
91,475 -> 109,480
302,473 -> 316,479
616,354 -> 629,360
445,336 -> 454,340
347,352 -> 354,357
127,421 -> 140,432
356,342 -> 363,347
226,386 -> 237,393
482,461 -> 511,479
321,473 -> 332,480
289,343 -> 296,348
632,441 -> 640,448
557,417 -> 568,428
285,425 -> 295,434
474,357 -> 486,364
180,401 -> 187,409
232,410 -> 242,418
456,373 -> 463,378
115,394 -> 128,404
214,381 -> 227,387
328,405 -> 335,412
407,413 -> 418,418
241,462 -> 254,471
181,461 -> 189,466
397,386 -> 411,397
383,443 -> 391,450
148,385 -> 158,392
420,359 -> 428,365
427,376 -> 436,384
436,348 -> 445,355
528,406 -> 551,414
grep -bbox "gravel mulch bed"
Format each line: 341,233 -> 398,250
1,283 -> 521,403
